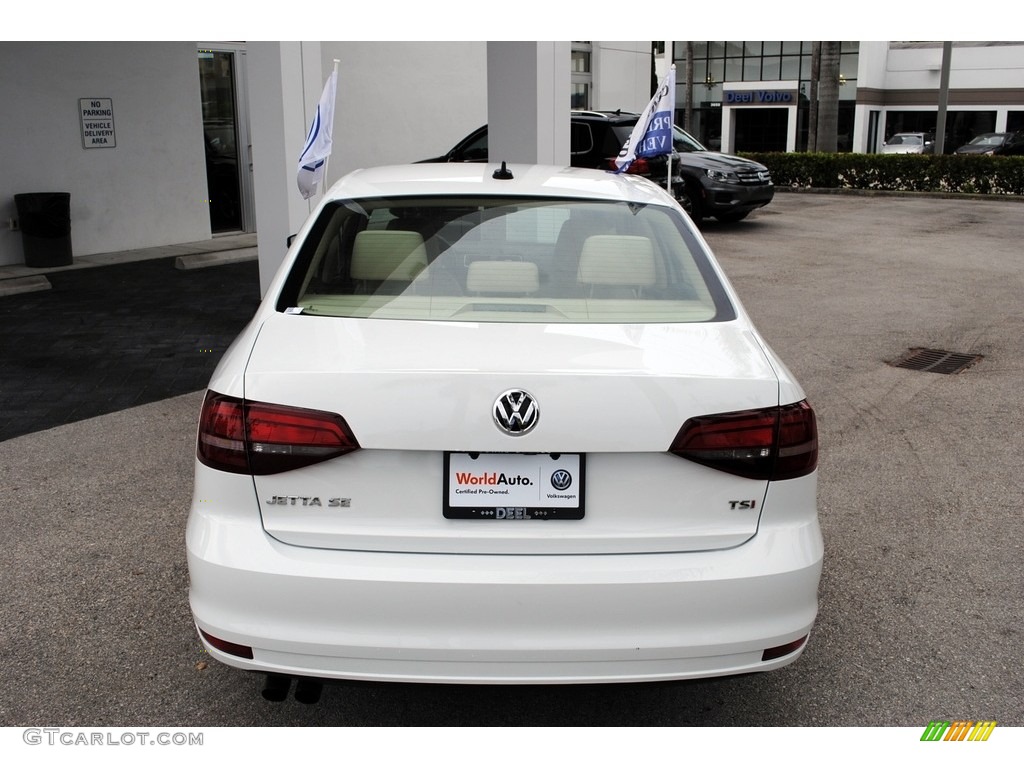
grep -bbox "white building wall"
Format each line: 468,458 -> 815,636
881,42 -> 1024,90
856,41 -> 890,89
591,41 -> 652,112
319,41 -> 488,182
0,42 -> 210,267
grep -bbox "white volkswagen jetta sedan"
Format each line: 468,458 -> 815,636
187,163 -> 822,695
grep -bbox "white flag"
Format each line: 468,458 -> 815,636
297,69 -> 337,200
614,65 -> 676,174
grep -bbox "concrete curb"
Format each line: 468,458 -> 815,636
0,275 -> 51,297
174,247 -> 259,271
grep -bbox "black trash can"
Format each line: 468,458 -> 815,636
15,192 -> 73,268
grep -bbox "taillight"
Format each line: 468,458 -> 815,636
669,400 -> 817,481
605,157 -> 650,174
196,392 -> 248,472
627,157 -> 650,175
197,391 -> 360,475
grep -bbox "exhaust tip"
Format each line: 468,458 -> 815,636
261,674 -> 292,702
294,677 -> 323,704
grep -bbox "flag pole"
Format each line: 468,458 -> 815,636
666,64 -> 675,194
319,59 -> 341,200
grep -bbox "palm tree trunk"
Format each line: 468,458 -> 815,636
684,42 -> 694,132
808,42 -> 820,151
816,42 -> 841,153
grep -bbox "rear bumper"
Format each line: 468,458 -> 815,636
187,481 -> 823,685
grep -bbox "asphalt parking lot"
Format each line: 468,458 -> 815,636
1,192 -> 1022,727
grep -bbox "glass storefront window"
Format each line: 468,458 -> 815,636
570,83 -> 589,110
571,51 -> 590,73
840,53 -> 858,74
198,50 -> 241,233
801,56 -> 812,80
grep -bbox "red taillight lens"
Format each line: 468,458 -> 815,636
197,391 -> 360,475
604,157 -> 650,174
775,400 -> 818,480
670,400 -> 817,481
197,392 -> 248,472
626,157 -> 650,175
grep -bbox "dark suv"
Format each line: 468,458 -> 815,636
419,110 -> 774,223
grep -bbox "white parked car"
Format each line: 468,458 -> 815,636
187,163 -> 822,698
880,132 -> 934,154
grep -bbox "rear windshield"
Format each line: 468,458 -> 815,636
279,196 -> 735,323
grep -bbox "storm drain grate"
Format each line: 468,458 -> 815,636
890,348 -> 984,375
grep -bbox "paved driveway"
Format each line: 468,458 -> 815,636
2,193 -> 1022,727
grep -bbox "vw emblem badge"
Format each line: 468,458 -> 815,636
550,469 -> 572,491
493,389 -> 539,436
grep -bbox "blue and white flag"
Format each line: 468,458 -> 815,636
297,69 -> 337,200
614,65 -> 676,174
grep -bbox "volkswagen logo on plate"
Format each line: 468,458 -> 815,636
493,389 -> 539,436
550,469 -> 572,491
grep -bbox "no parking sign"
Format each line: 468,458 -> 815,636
79,98 -> 116,148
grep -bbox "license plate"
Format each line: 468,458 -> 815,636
443,452 -> 585,520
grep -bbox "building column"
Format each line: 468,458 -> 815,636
786,106 -> 799,152
721,106 -> 734,154
248,41 -> 323,297
486,42 -> 570,166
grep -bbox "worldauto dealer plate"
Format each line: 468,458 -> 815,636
443,452 -> 585,520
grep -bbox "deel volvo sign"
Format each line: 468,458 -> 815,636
723,90 -> 797,105
79,98 -> 116,148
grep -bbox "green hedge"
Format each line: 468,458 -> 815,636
740,152 -> 1024,196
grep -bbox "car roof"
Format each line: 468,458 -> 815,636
571,109 -> 641,120
326,163 -> 676,206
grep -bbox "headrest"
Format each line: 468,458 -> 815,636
351,230 -> 428,281
577,235 -> 656,286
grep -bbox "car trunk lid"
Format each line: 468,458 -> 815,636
245,313 -> 780,555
